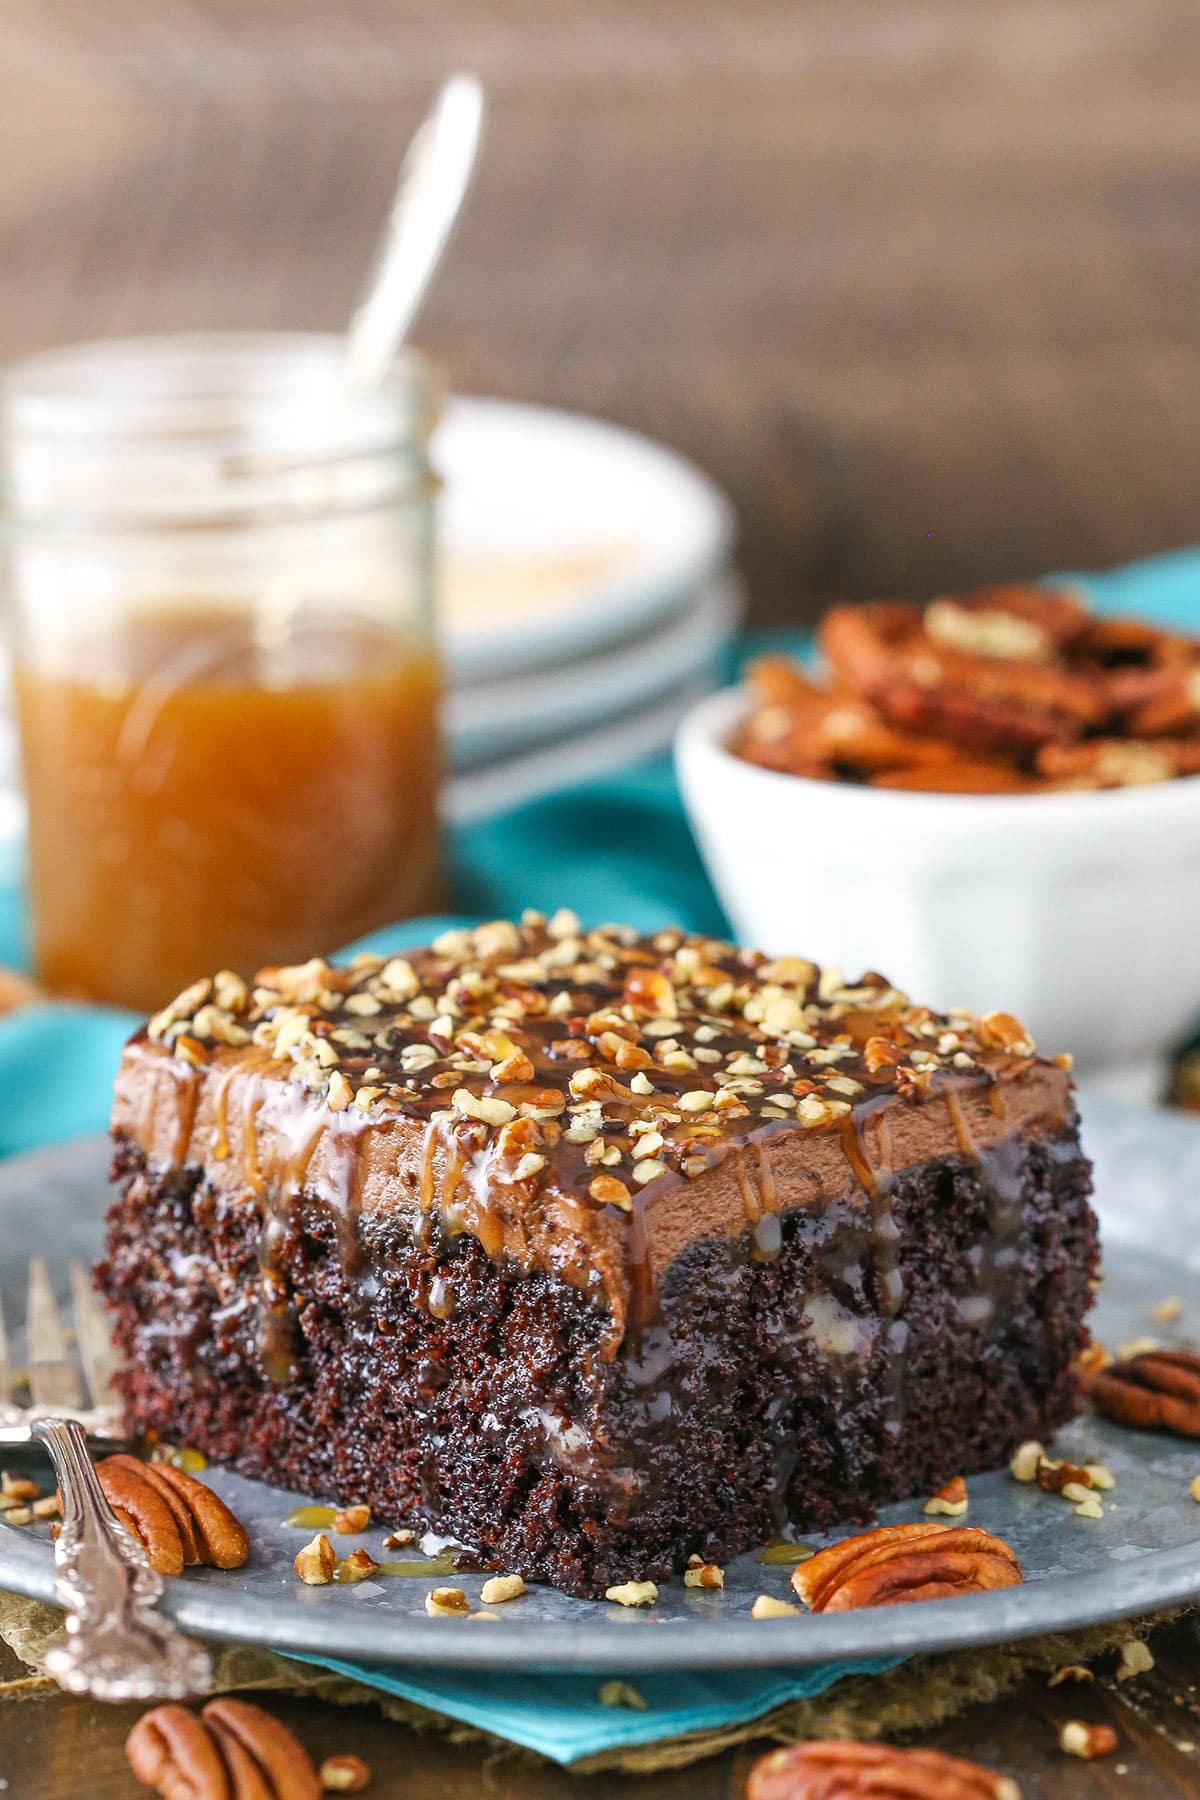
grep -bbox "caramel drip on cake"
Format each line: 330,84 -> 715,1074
256,1100 -> 325,1381
242,1088 -> 264,1196
944,1088 -> 978,1161
734,1149 -> 763,1223
754,1138 -> 778,1213
840,1112 -> 878,1197
419,1122 -> 437,1214
166,1063 -> 200,1166
750,1140 -> 782,1261
211,1069 -> 235,1162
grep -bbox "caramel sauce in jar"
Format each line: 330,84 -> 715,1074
2,331 -> 441,1011
17,607 -> 440,1010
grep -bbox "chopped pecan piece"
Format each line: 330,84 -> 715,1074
1059,1720 -> 1118,1760
1084,1347 -> 1200,1437
747,1739 -> 1021,1798
1075,1339 -> 1110,1382
319,1755 -> 372,1792
1034,1457 -> 1093,1493
923,1475 -> 968,1516
791,1522 -> 1021,1612
97,1455 -> 249,1575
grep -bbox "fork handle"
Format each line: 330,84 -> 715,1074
32,1417 -> 212,1701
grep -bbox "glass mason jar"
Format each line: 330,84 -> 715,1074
0,333 -> 441,1012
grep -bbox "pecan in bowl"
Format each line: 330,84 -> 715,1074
791,1523 -> 1021,1612
747,1740 -> 1020,1799
1083,1346 -> 1200,1437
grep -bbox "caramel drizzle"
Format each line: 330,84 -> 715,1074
242,1088 -> 265,1195
419,1121 -> 437,1214
211,1069 -> 236,1162
840,1111 -> 878,1197
943,1089 -> 979,1163
164,1063 -> 200,1165
440,1147 -> 466,1213
734,1149 -> 762,1223
754,1138 -> 777,1213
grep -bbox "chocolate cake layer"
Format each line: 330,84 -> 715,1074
97,915 -> 1098,1594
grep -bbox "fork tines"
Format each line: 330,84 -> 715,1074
0,1257 -> 124,1443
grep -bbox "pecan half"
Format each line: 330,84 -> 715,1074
126,1704 -> 231,1799
127,1701 -> 319,1800
791,1522 -> 1021,1612
747,1739 -> 1021,1798
1083,1347 -> 1200,1437
96,1456 -> 249,1576
203,1700 -> 320,1800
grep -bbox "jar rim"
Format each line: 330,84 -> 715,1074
1,331 -> 436,530
2,331 -> 433,450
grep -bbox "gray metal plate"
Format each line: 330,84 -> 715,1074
2,1105 -> 1200,1673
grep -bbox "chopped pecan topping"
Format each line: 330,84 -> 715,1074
747,1740 -> 1021,1798
1084,1347 -> 1200,1437
791,1522 -> 1021,1612
140,914 -> 1063,1220
96,1455 -> 248,1577
127,1699 -> 320,1799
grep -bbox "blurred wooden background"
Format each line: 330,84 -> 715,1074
2,0 -> 1200,621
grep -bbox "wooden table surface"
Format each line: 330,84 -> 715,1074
1,0 -> 1200,623
4,1619 -> 1200,1796
3,1 -> 1200,1791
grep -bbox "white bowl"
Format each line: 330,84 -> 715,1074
675,685 -> 1200,1069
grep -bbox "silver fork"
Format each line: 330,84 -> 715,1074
0,1257 -> 211,1699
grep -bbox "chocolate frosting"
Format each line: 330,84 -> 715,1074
110,915 -> 1073,1354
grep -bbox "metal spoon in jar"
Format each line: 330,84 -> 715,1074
223,71 -> 484,480
343,71 -> 485,386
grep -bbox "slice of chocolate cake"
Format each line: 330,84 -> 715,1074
96,915 -> 1097,1596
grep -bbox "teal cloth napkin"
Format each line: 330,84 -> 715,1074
2,547 -> 1199,1758
285,1655 -> 908,1763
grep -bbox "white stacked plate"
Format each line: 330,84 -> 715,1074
438,397 -> 739,819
